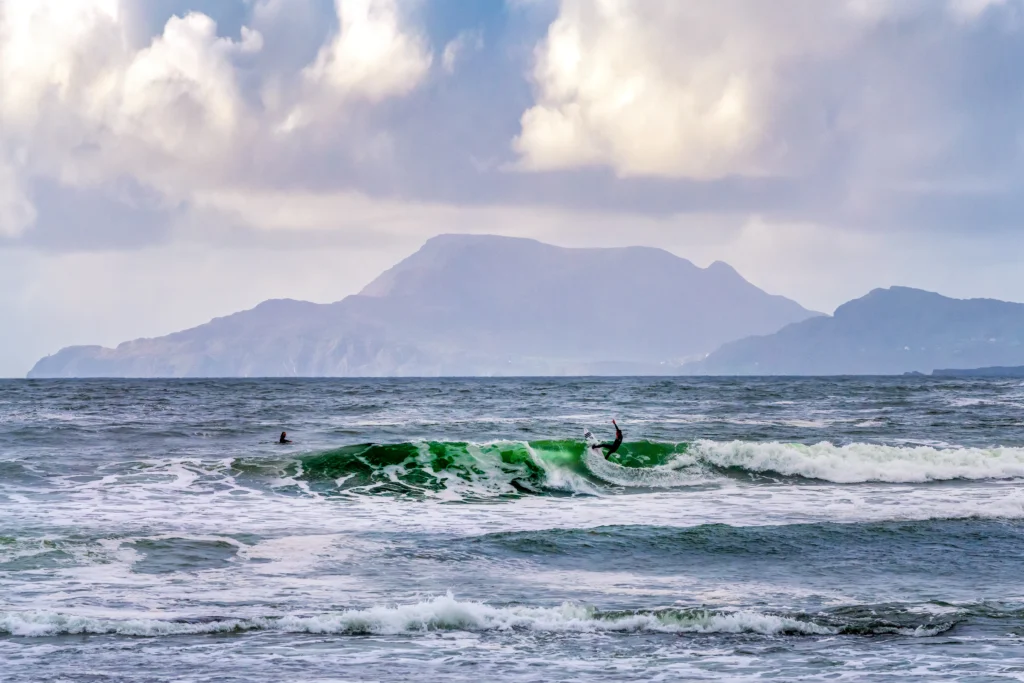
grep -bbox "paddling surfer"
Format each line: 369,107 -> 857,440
591,419 -> 623,458
278,431 -> 292,444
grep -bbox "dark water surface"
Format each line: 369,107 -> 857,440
3,377 -> 1024,681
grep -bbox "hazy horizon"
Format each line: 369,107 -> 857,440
5,1 -> 1024,376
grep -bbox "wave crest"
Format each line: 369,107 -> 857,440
693,440 -> 1024,484
0,593 -> 962,638
23,439 -> 1024,501
284,439 -> 1024,495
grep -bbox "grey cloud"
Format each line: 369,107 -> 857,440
14,179 -> 178,252
1,0 -> 1022,253
230,0 -> 1024,236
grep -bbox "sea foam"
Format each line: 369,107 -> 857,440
0,594 -> 845,638
693,440 -> 1024,483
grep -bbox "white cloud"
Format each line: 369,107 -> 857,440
0,0 -> 433,232
0,1 -> 261,209
0,0 -> 123,133
79,12 -> 265,193
302,0 -> 431,102
442,29 -> 483,74
513,0 -> 1024,180
513,1 -> 848,178
117,15 -> 262,160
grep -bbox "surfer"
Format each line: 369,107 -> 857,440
278,431 -> 292,444
591,420 -> 622,458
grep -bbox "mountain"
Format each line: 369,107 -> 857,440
688,286 -> 1024,375
28,234 -> 818,378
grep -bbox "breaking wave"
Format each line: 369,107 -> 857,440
226,440 -> 705,498
0,593 -> 966,638
23,440 -> 1024,500
693,440 -> 1024,484
259,439 -> 1024,496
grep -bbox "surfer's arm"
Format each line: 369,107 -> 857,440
593,420 -> 623,453
603,423 -> 623,456
611,421 -> 622,447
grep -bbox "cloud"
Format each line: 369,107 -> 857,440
442,29 -> 483,74
0,157 -> 35,237
0,0 -> 434,235
0,0 -> 123,136
513,0 -> 1024,184
4,0 -> 1023,225
0,0 -> 259,209
947,0 -> 1010,20
512,0 -> 841,178
300,0 -> 432,103
117,14 -> 262,160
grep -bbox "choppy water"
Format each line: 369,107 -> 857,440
3,377 -> 1024,681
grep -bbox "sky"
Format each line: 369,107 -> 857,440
3,0 -> 1024,376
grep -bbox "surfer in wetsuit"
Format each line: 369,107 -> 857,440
591,420 -> 622,459
278,431 -> 292,444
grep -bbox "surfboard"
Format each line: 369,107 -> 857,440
584,428 -> 610,463
583,427 -> 623,478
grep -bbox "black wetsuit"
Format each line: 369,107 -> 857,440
593,427 -> 623,457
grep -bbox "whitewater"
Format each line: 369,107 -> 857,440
3,376 -> 1024,681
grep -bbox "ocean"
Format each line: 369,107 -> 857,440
2,377 -> 1024,682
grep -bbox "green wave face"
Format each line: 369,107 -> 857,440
228,437 -> 1024,498
292,440 -> 695,497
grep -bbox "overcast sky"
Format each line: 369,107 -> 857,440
3,0 -> 1024,376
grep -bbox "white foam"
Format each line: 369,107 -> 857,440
0,593 -> 833,637
583,450 -> 706,489
694,440 -> 1024,483
523,443 -> 600,495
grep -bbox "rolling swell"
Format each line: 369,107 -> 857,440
444,520 -> 1024,592
233,439 -> 1024,497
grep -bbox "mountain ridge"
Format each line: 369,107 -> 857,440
28,234 -> 818,378
687,286 -> 1024,375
